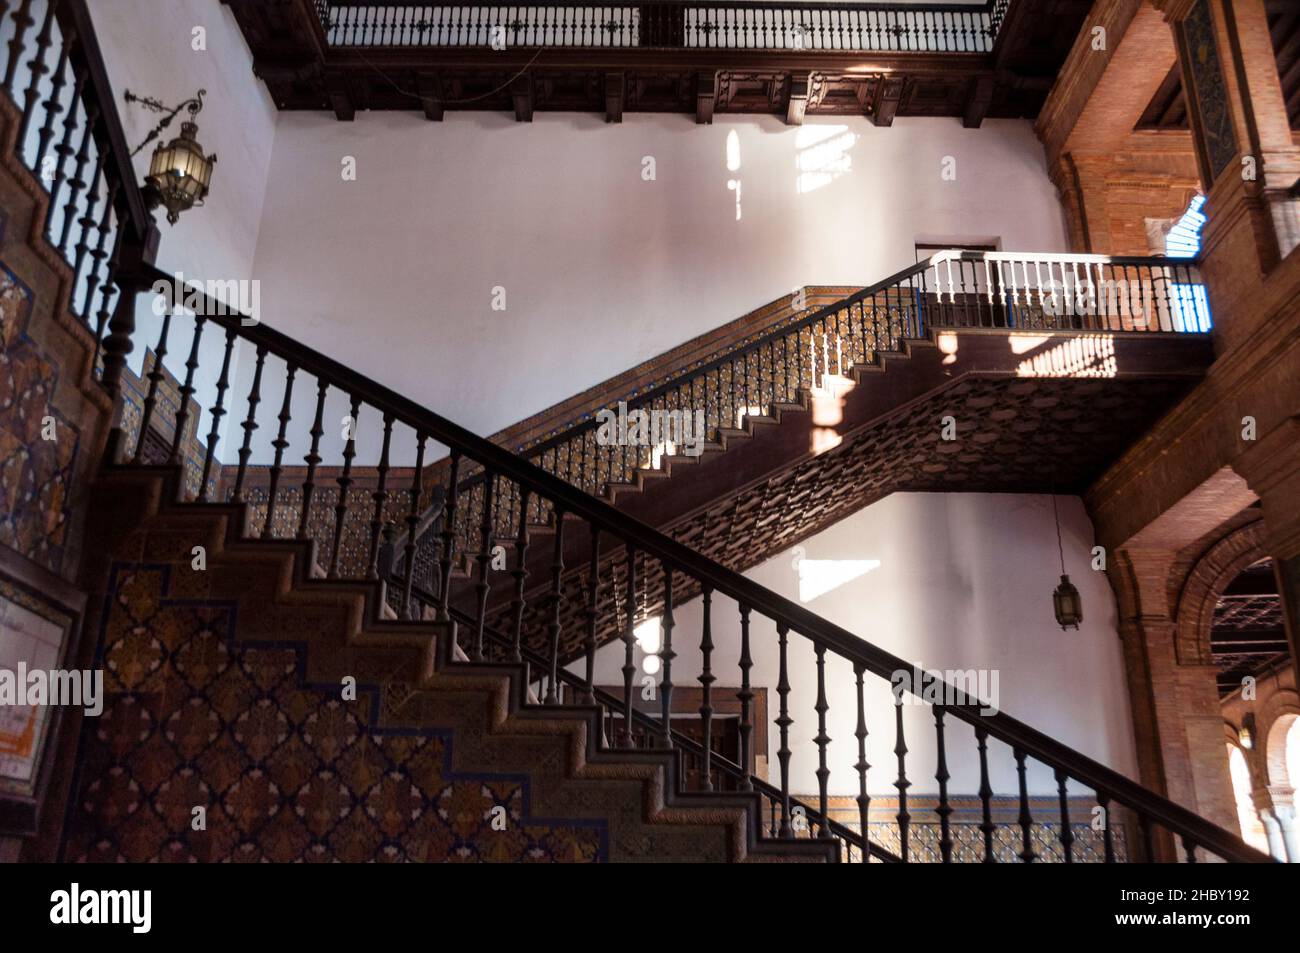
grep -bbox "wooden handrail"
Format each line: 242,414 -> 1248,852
57,0 -> 151,241
520,249 -> 1207,459
126,260 -> 1265,862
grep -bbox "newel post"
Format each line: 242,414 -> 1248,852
100,220 -> 161,464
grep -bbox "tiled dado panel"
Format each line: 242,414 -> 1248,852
60,562 -> 606,862
0,259 -> 80,575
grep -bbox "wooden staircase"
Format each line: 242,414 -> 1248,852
0,2 -> 1266,864
64,465 -> 836,862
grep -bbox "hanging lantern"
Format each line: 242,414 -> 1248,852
1050,493 -> 1083,631
125,89 -> 217,225
1053,574 -> 1083,630
145,120 -> 216,224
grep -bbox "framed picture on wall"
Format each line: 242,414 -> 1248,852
0,547 -> 87,837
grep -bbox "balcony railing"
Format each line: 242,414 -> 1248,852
501,249 -> 1210,504
315,1 -> 1004,53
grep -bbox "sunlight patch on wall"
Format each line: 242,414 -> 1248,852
726,129 -> 743,221
796,125 -> 856,195
797,558 -> 881,603
1014,334 -> 1117,379
1008,333 -> 1050,355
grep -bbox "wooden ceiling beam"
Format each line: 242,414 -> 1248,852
696,71 -> 716,124
605,72 -> 624,123
511,75 -> 534,122
786,73 -> 809,126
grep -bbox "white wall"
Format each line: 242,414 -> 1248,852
240,111 -> 1067,462
573,492 -> 1137,798
91,0 -> 277,457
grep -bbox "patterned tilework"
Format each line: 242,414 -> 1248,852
1183,0 -> 1238,180
0,260 -> 79,574
788,795 -> 1127,863
61,564 -> 605,862
117,350 -> 213,501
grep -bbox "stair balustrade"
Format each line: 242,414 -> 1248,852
95,253 -> 1253,863
313,1 -> 1001,53
2,0 -> 1263,864
0,0 -> 155,380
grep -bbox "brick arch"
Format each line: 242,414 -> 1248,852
1261,696 -> 1300,788
1174,519 -> 1268,666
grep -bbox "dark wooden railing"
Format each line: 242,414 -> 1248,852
7,0 -> 1263,864
500,249 -> 1210,513
314,0 -> 1002,53
91,246 -> 1261,861
0,0 -> 156,372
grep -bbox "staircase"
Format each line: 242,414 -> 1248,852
390,251 -> 1213,661
68,464 -> 833,861
0,0 -> 1270,863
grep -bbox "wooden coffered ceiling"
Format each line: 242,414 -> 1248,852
220,0 -> 1093,126
1136,0 -> 1300,133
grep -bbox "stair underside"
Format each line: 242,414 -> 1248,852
463,330 -> 1212,661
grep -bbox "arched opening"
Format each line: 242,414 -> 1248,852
1227,744 -> 1269,852
1288,717 -> 1300,789
1211,558 -> 1288,698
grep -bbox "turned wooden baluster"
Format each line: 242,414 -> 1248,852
168,314 -> 207,468
35,10 -> 71,184
55,82 -> 94,255
198,327 -> 235,503
659,562 -> 674,748
814,644 -> 831,839
621,547 -> 637,747
262,364 -> 298,538
16,0 -> 56,149
84,179 -> 120,338
1182,835 -> 1198,863
400,434 -> 427,618
853,662 -> 870,862
933,706 -> 952,862
975,724 -> 996,863
231,345 -> 267,503
894,692 -> 910,861
508,488 -> 530,661
69,131 -> 107,318
545,507 -> 565,702
364,412 -> 394,572
327,395 -> 361,577
132,309 -> 173,462
2,1 -> 35,94
472,474 -> 496,660
436,452 -> 461,626
582,523 -> 599,700
1055,768 -> 1074,863
1014,747 -> 1036,863
775,622 -> 793,837
698,587 -> 714,790
1137,814 -> 1156,863
44,40 -> 83,245
296,379 -> 329,539
1098,792 -> 1116,863
736,604 -> 754,792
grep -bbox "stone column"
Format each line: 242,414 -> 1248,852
1253,786 -> 1298,862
